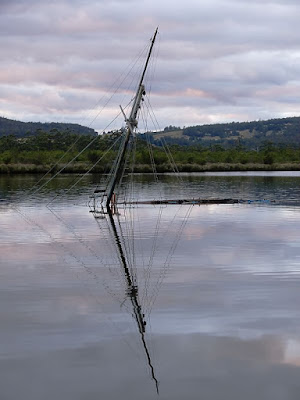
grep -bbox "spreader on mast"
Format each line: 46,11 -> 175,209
105,28 -> 158,209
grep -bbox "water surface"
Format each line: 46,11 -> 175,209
1,172 -> 300,399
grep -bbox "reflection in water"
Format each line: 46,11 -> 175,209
106,208 -> 159,393
2,171 -> 300,207
97,202 -> 192,394
2,173 -> 300,399
9,188 -> 192,394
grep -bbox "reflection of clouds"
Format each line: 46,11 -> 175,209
0,205 -> 98,245
1,331 -> 299,400
183,224 -> 207,240
179,204 -> 300,277
2,183 -> 300,398
285,339 -> 300,366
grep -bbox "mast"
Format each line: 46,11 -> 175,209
105,28 -> 159,209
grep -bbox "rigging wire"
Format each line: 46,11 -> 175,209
140,104 -> 160,189
14,202 -> 142,358
143,95 -> 183,181
30,110 -> 126,196
145,204 -> 193,317
85,42 -> 150,130
46,134 -> 123,205
143,30 -> 160,103
14,30 -> 187,391
137,105 -> 164,309
121,96 -> 169,314
27,42 -> 150,196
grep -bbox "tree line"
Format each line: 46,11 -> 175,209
1,131 -> 300,172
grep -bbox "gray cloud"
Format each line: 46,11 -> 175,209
1,0 -> 300,129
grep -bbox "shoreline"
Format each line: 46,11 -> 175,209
1,162 -> 300,174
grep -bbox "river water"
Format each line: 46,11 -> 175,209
1,172 -> 300,400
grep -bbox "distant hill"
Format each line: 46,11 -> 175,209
2,115 -> 300,149
147,117 -> 300,149
0,116 -> 97,137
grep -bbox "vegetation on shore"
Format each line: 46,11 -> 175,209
1,130 -> 300,174
1,162 -> 300,175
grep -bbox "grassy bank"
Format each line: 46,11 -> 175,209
1,162 -> 300,174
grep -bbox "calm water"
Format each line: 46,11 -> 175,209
1,172 -> 300,399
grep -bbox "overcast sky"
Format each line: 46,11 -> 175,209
1,0 -> 300,132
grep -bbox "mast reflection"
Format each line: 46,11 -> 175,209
106,206 -> 159,394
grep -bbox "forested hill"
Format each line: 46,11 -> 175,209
2,115 -> 300,148
0,116 -> 97,137
147,117 -> 300,149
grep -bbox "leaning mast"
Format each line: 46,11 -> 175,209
105,28 -> 158,209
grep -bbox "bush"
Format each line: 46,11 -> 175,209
263,153 -> 274,164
